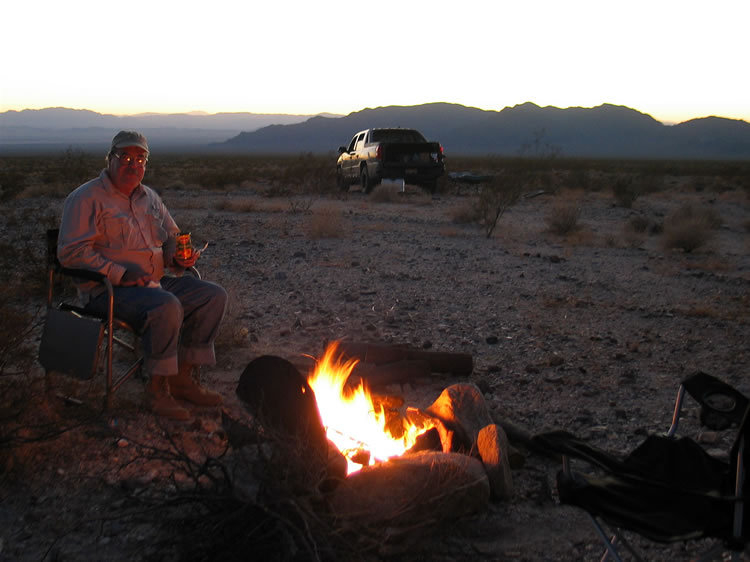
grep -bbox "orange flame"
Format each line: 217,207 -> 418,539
307,342 -> 433,474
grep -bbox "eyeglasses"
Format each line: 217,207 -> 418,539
113,153 -> 148,166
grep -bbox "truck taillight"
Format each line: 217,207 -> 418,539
376,145 -> 383,160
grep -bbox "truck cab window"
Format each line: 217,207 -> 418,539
354,133 -> 365,152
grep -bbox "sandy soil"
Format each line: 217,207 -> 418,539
1,183 -> 749,561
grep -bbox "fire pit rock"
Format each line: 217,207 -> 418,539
424,382 -> 514,499
329,450 -> 490,527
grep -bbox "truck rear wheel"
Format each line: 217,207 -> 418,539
360,166 -> 372,194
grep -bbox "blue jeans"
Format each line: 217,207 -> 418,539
85,275 -> 228,376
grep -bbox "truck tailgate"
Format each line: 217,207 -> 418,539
381,143 -> 442,164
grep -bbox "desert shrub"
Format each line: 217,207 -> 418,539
669,202 -> 722,229
565,168 -> 592,191
622,215 -> 650,248
0,291 -> 43,455
283,152 -> 337,195
475,170 -> 526,238
369,184 -> 403,203
662,203 -> 721,252
32,148 -> 101,195
545,194 -> 582,236
288,197 -> 314,214
0,295 -> 40,380
450,201 -> 481,225
195,167 -> 254,190
611,173 -> 664,208
55,147 -> 93,185
626,214 -> 651,234
306,206 -> 345,239
0,169 -> 27,201
612,175 -> 639,208
213,197 -> 257,213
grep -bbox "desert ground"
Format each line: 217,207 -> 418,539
1,163 -> 749,561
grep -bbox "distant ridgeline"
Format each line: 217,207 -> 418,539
2,103 -> 749,159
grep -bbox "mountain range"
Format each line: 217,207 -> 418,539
2,103 -> 749,159
0,107 -> 325,153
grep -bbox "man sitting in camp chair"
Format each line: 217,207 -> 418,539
57,130 -> 228,421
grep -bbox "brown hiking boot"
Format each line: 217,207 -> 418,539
146,375 -> 191,420
169,364 -> 223,407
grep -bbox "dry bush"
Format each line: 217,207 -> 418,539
611,173 -> 664,208
475,171 -> 526,238
369,184 -> 404,203
661,203 -> 721,253
621,219 -> 647,248
213,197 -> 257,213
450,201 -> 481,225
288,197 -> 314,214
621,214 -> 662,248
545,192 -> 583,236
306,206 -> 346,239
564,228 -> 596,247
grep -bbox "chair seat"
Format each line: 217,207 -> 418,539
550,432 -> 735,544
59,302 -> 137,333
558,470 -> 732,544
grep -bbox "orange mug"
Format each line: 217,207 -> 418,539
175,232 -> 193,260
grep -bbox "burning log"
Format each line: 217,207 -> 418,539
335,341 -> 473,376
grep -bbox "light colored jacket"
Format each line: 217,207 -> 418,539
58,170 -> 180,300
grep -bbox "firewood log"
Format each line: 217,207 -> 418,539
336,341 -> 473,376
348,359 -> 432,388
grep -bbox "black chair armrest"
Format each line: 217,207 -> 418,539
683,372 -> 749,430
58,266 -> 107,283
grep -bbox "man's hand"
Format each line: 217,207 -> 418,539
120,269 -> 151,287
174,249 -> 200,269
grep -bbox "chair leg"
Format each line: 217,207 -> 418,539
588,515 -> 647,562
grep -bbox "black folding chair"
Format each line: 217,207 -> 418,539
533,372 -> 749,561
39,228 -> 200,410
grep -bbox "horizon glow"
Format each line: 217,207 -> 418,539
2,0 -> 748,125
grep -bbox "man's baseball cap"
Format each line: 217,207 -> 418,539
110,130 -> 149,153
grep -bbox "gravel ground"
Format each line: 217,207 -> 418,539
1,183 -> 749,561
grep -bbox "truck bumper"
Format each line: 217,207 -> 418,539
375,163 -> 445,185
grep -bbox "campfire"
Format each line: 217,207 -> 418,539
230,341 -> 515,551
234,340 -> 513,517
306,343 -> 435,474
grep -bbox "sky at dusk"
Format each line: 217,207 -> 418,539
2,0 -> 749,125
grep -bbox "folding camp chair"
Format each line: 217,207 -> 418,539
533,372 -> 749,561
39,228 -> 200,410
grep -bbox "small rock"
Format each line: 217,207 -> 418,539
697,431 -> 720,444
548,354 -> 564,367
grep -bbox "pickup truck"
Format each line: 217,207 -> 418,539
336,128 -> 445,193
